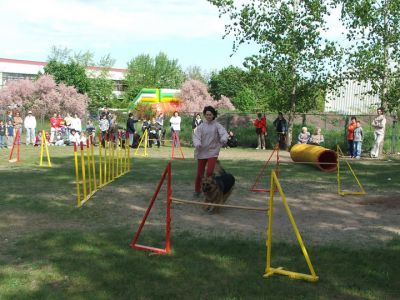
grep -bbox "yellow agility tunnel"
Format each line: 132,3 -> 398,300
290,144 -> 337,172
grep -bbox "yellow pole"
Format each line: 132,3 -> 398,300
39,130 -> 45,166
90,137 -> 97,191
128,139 -> 131,171
108,140 -> 112,183
74,143 -> 81,207
98,138 -> 103,187
119,138 -> 123,176
104,139 -> 108,185
112,140 -> 115,180
86,141 -> 92,196
116,139 -> 120,177
272,172 -> 318,278
265,171 -> 275,275
80,142 -> 87,201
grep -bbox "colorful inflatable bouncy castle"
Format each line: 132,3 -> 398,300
128,88 -> 181,112
290,144 -> 338,172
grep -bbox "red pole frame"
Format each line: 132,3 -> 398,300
250,144 -> 280,193
8,130 -> 21,162
130,162 -> 172,254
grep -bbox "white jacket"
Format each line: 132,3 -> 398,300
24,115 -> 36,129
170,116 -> 181,131
192,120 -> 228,159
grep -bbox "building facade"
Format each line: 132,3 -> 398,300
0,57 -> 127,97
325,80 -> 380,115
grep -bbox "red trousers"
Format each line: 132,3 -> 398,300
195,157 -> 217,193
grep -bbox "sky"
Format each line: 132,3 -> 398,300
0,0 -> 345,72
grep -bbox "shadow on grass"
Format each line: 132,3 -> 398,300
0,229 -> 399,300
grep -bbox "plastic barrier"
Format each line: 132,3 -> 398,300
290,144 -> 337,172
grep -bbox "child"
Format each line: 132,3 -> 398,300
54,132 -> 65,146
297,127 -> 310,144
34,132 -> 42,147
0,121 -> 6,148
68,129 -> 80,146
353,121 -> 363,159
6,120 -> 14,148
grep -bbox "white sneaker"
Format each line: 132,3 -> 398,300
356,156 -> 360,159
256,147 -> 260,150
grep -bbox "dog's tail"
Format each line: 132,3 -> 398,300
214,160 -> 227,176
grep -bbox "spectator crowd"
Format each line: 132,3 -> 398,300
0,107 -> 388,159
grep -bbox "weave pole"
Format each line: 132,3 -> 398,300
74,133 -> 130,207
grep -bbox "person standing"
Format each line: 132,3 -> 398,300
353,121 -> 363,159
13,111 -> 23,140
273,112 -> 288,150
156,112 -> 166,145
24,111 -> 36,145
99,114 -> 110,147
192,113 -> 203,132
192,106 -> 229,197
253,113 -> 267,149
6,120 -> 14,148
0,121 -> 6,148
126,113 -> 138,147
50,113 -> 59,143
170,111 -> 181,148
347,116 -> 357,158
370,107 -> 386,158
6,110 -> 13,124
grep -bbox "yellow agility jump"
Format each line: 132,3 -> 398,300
74,135 -> 131,207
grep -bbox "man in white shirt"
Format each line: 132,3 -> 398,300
24,111 -> 36,145
370,107 -> 386,158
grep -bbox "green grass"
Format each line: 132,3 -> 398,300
0,145 -> 400,299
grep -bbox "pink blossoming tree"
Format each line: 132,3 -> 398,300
0,75 -> 88,117
178,80 -> 235,113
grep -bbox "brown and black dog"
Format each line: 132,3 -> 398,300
201,161 -> 235,213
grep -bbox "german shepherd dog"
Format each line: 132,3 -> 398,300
201,161 -> 235,213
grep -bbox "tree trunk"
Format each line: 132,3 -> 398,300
286,82 -> 297,149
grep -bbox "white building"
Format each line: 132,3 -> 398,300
325,80 -> 380,115
0,57 -> 127,97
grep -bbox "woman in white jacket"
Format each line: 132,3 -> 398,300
169,111 -> 181,148
192,106 -> 229,197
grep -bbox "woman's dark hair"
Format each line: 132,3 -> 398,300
128,112 -> 133,117
257,113 -> 262,118
378,107 -> 385,113
351,116 -> 357,121
203,106 -> 217,120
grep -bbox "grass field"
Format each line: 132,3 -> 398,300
0,145 -> 399,300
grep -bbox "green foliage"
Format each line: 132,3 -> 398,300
45,46 -> 117,112
209,65 -> 248,100
87,76 -> 115,113
44,60 -> 90,94
124,52 -> 185,102
232,87 -> 257,112
209,0 -> 340,146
